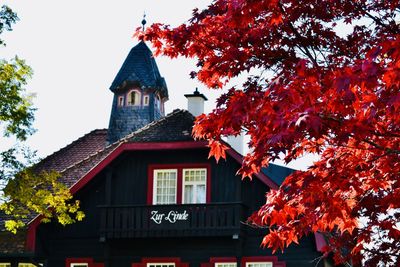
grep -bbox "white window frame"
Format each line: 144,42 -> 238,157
143,95 -> 149,106
245,262 -> 273,267
146,263 -> 175,267
127,90 -> 141,106
182,168 -> 207,204
152,169 -> 178,205
215,263 -> 237,267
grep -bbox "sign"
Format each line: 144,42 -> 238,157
150,210 -> 189,224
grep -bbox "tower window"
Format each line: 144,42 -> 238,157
143,95 -> 149,106
127,90 -> 141,106
155,94 -> 161,109
118,96 -> 124,106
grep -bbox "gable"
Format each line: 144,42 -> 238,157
9,110 -> 278,252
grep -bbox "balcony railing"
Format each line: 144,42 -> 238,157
99,202 -> 244,239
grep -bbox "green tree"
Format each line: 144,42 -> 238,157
0,5 -> 84,233
0,5 -> 34,140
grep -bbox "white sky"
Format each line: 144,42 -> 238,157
1,0 -> 316,170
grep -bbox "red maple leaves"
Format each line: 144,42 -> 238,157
140,0 -> 400,266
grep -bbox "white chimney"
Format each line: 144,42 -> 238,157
227,133 -> 244,155
184,88 -> 208,117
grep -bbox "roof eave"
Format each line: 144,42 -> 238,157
25,140 -> 279,251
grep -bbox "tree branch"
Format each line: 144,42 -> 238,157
363,247 -> 400,258
355,3 -> 400,34
362,138 -> 400,154
277,3 -> 320,68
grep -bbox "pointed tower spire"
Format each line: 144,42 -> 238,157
107,41 -> 168,144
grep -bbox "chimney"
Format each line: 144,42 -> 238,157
184,88 -> 208,117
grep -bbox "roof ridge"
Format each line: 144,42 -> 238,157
114,109 -> 187,144
58,110 -> 187,175
267,162 -> 297,172
58,140 -> 121,175
37,129 -> 108,166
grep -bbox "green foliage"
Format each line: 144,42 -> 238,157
0,4 -> 84,233
1,169 -> 85,233
0,5 -> 18,46
0,57 -> 35,140
0,4 -> 34,141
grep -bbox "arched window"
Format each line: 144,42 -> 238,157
143,95 -> 149,106
127,90 -> 141,106
118,96 -> 124,107
155,94 -> 161,109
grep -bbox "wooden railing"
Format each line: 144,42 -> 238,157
99,203 -> 244,238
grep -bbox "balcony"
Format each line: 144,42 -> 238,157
99,202 -> 244,239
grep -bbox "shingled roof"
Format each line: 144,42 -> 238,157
34,129 -> 108,173
127,109 -> 194,143
109,41 -> 168,97
0,229 -> 28,256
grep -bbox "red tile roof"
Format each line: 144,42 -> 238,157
34,129 -> 108,173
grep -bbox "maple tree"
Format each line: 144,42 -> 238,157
140,0 -> 400,266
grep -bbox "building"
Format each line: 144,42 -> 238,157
0,41 -> 326,267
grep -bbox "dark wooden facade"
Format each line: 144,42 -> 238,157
33,148 -> 323,267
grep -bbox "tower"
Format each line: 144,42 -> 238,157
107,41 -> 168,143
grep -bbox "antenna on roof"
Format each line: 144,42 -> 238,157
141,12 -> 147,31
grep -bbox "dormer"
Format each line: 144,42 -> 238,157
107,41 -> 169,143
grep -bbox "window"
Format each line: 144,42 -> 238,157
215,264 -> 236,267
153,169 -> 177,205
127,90 -> 141,106
155,94 -> 161,109
183,168 -> 206,204
148,164 -> 210,205
19,264 -> 37,267
204,257 -> 237,267
241,257 -> 285,267
143,95 -> 149,106
66,258 -> 104,267
0,264 -> 10,267
132,258 -> 187,267
147,263 -> 175,267
246,263 -> 272,267
118,96 -> 124,106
